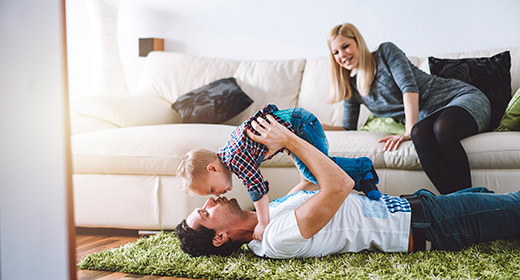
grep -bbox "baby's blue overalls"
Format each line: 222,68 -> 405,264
273,108 -> 375,190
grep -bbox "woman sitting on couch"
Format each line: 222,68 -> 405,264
324,22 -> 491,194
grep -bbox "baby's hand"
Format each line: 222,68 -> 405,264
253,222 -> 267,241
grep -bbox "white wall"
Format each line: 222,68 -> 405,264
0,1 -> 74,280
67,0 -> 520,98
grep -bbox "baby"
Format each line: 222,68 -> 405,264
177,104 -> 381,241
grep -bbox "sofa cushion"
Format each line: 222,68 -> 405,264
135,52 -> 240,103
326,131 -> 389,168
495,88 -> 520,131
297,57 -> 347,127
171,77 -> 253,124
136,52 -> 305,126
73,124 -> 520,175
325,131 -> 520,170
72,94 -> 180,128
229,59 -> 305,125
429,51 -> 512,131
460,131 -> 520,169
419,47 -> 519,94
72,124 -> 294,175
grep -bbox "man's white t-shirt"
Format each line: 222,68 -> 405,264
247,190 -> 412,259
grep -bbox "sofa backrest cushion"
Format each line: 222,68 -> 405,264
136,47 -> 519,128
297,57 -> 344,127
418,46 -> 520,95
136,52 -> 305,126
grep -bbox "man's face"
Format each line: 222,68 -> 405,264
186,196 -> 242,231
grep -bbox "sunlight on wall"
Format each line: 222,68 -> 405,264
66,0 -> 520,99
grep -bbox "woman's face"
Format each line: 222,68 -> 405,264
330,35 -> 359,70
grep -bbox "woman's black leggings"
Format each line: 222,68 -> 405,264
411,106 -> 479,194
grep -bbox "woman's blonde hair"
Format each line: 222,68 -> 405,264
327,22 -> 376,103
177,148 -> 218,193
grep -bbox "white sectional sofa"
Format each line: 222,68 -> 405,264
71,47 -> 520,230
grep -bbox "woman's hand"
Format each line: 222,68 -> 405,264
378,134 -> 411,151
381,91 -> 417,152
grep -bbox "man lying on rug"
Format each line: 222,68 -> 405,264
176,114 -> 520,259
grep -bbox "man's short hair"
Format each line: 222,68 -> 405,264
176,219 -> 243,257
177,149 -> 218,193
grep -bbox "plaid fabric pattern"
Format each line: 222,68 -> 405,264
381,194 -> 411,213
218,104 -> 294,202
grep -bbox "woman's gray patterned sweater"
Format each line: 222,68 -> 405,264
343,42 -> 491,132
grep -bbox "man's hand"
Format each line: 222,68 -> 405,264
246,114 -> 292,157
253,222 -> 267,241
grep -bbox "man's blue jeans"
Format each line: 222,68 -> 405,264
288,107 -> 373,189
412,187 -> 520,250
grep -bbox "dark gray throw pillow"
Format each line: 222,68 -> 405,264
171,77 -> 254,123
429,51 -> 512,131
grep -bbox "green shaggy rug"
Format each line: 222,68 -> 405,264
78,231 -> 520,279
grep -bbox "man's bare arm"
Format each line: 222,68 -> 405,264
247,115 -> 354,238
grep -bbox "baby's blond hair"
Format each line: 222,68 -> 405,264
177,148 -> 218,193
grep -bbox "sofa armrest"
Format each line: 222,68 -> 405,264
71,94 -> 181,132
